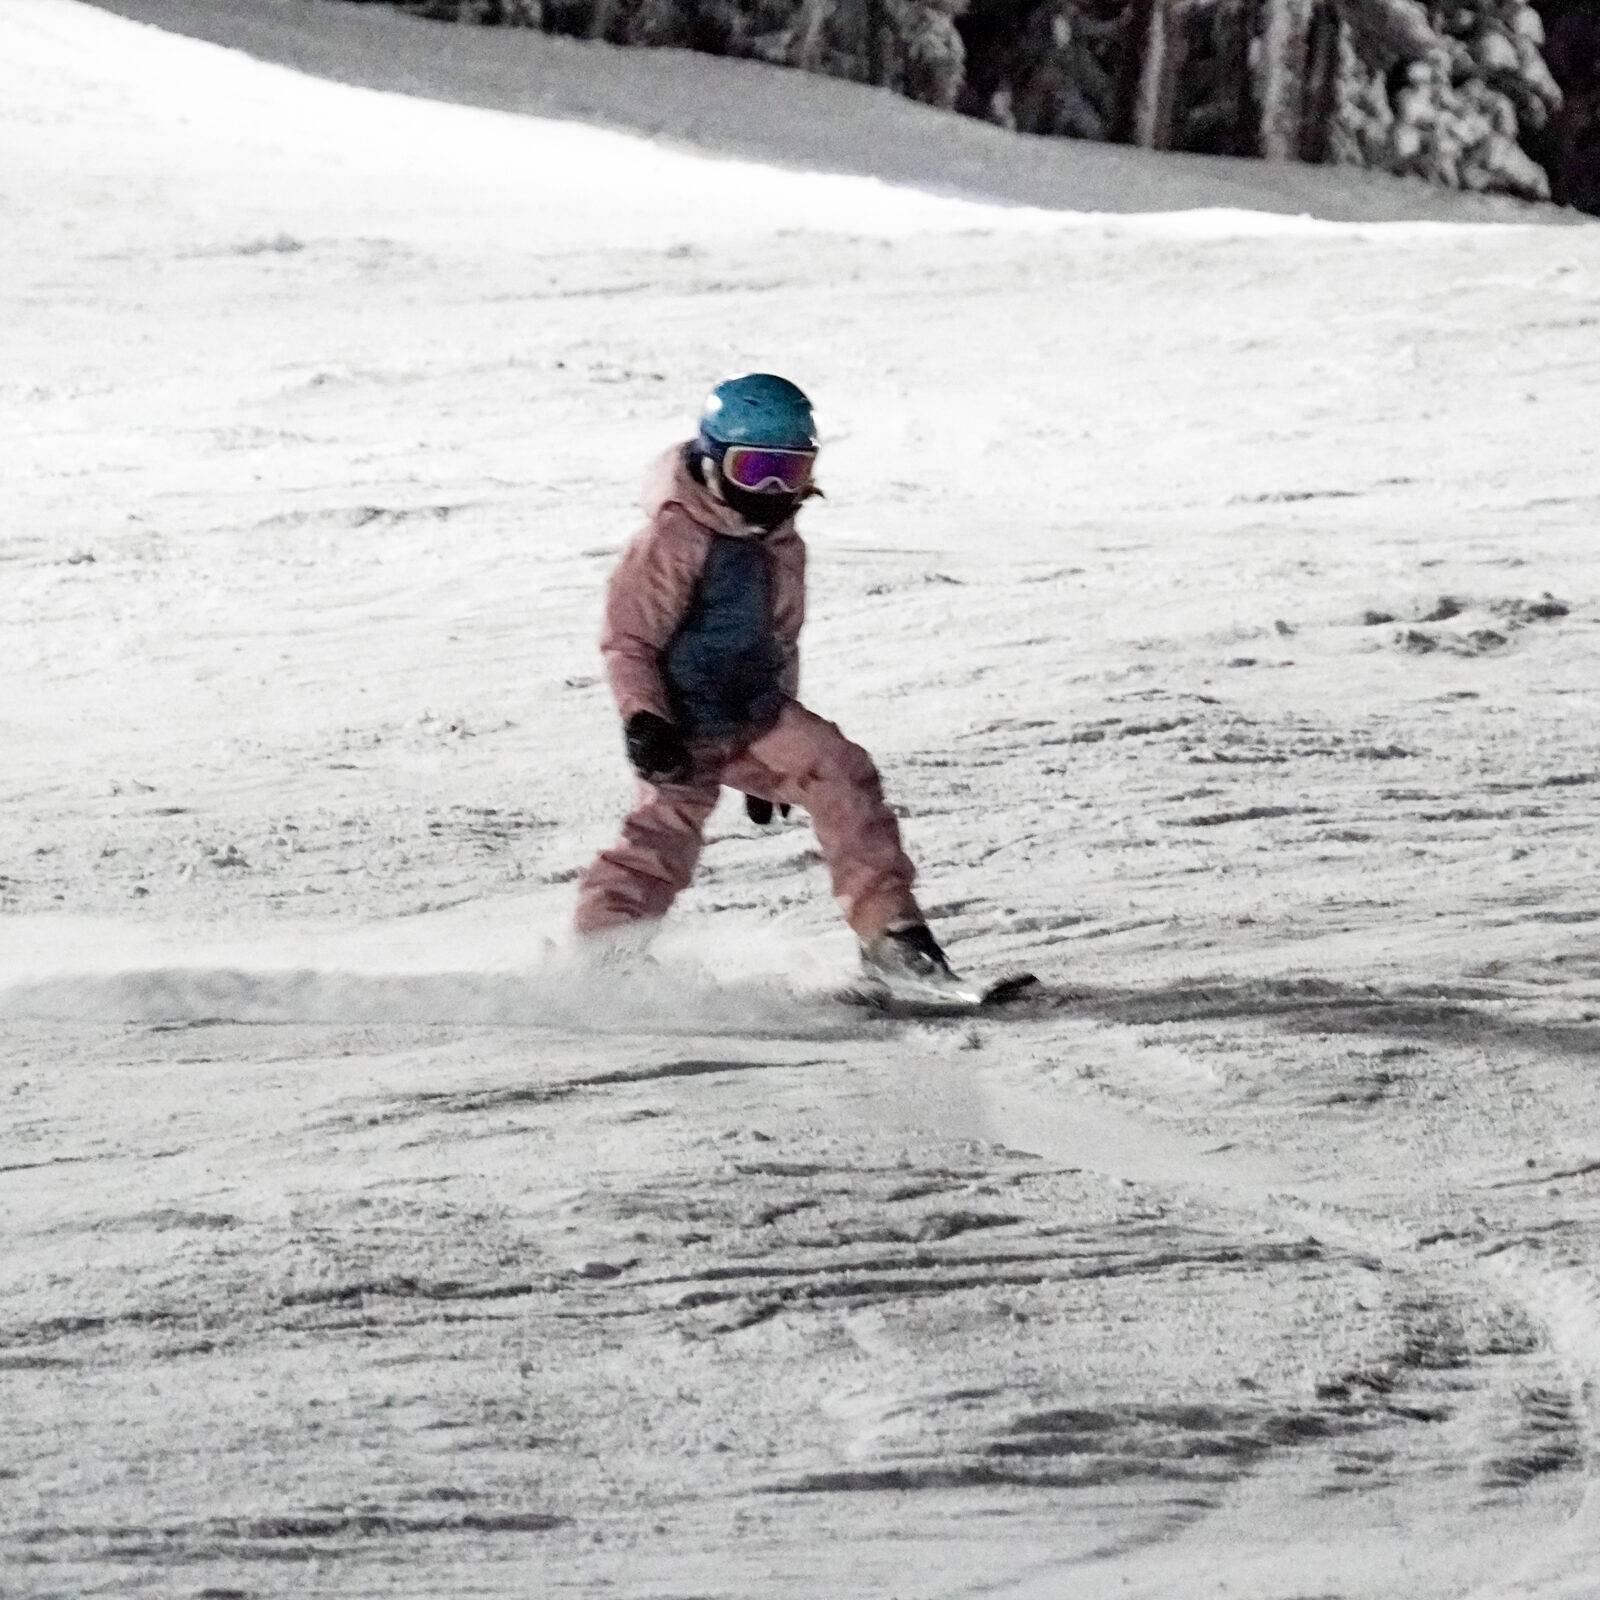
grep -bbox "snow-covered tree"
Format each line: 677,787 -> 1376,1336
1524,1 -> 1600,206
958,0 -> 1147,138
357,0 -> 1587,204
1329,0 -> 1561,197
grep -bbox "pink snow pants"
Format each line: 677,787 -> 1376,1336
574,702 -> 921,941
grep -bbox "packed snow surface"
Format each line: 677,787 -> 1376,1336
5,1 -> 1600,1596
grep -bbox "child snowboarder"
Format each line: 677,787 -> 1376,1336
573,372 -> 961,998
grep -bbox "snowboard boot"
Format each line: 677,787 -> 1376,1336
572,919 -> 661,971
744,794 -> 792,829
858,922 -> 976,1004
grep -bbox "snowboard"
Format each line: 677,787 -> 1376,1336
839,969 -> 1039,1016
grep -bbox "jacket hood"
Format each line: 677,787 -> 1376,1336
640,443 -> 801,543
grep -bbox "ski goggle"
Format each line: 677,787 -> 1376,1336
719,445 -> 816,495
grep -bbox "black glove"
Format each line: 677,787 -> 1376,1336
745,795 -> 792,826
623,711 -> 691,784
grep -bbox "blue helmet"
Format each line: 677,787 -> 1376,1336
698,373 -> 818,453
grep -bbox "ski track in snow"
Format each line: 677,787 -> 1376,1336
5,1 -> 1600,1596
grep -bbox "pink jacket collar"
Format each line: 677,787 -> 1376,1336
640,443 -> 800,543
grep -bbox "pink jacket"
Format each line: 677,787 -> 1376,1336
600,445 -> 807,725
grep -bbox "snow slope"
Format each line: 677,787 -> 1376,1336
5,2 -> 1600,1596
85,0 -> 1579,224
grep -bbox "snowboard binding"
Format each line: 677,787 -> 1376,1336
849,923 -> 1038,1014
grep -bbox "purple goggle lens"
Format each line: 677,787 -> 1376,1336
721,445 -> 815,494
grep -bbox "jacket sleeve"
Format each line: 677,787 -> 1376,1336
599,513 -> 708,723
769,532 -> 806,700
